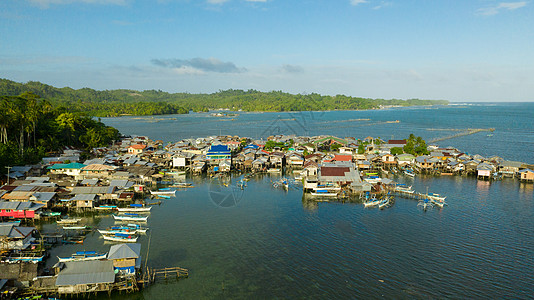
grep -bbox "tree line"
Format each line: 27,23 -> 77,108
1,92 -> 120,175
0,79 -> 449,117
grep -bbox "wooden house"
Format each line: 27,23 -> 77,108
107,243 -> 141,275
519,169 -> 534,183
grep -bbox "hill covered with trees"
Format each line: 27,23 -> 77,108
0,79 -> 448,117
0,92 -> 120,174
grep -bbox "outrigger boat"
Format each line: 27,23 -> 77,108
102,233 -> 138,243
378,196 -> 392,210
418,198 -> 434,211
56,218 -> 81,224
404,170 -> 416,177
62,226 -> 89,230
395,184 -> 415,194
98,226 -> 137,235
363,195 -> 381,208
113,213 -> 148,222
150,189 -> 177,196
57,251 -> 107,262
427,193 -> 446,201
94,205 -> 118,211
310,189 -> 338,197
117,204 -> 152,213
5,254 -> 44,263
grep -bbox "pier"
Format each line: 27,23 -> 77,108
428,128 -> 495,143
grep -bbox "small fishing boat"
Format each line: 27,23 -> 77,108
267,168 -> 281,173
113,213 -> 149,222
95,205 -> 118,211
5,255 -> 44,263
418,198 -> 434,211
98,227 -> 137,235
117,204 -> 152,213
57,251 -> 107,262
395,184 -> 414,194
427,193 -> 446,201
172,182 -> 193,188
310,189 -> 338,197
102,233 -> 138,243
62,226 -> 89,230
56,218 -> 82,224
378,197 -> 391,209
404,170 -> 416,177
150,190 -> 177,196
125,223 -> 149,234
363,196 -> 381,208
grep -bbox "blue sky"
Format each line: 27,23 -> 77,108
1,0 -> 532,101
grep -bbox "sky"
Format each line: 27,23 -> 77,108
0,0 -> 533,102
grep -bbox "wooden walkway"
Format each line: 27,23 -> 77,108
140,267 -> 189,287
428,128 -> 495,143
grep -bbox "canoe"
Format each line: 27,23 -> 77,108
113,214 -> 149,222
58,251 -> 107,262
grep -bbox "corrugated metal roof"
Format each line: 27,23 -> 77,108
70,194 -> 97,201
56,260 -> 115,286
72,186 -> 115,194
107,243 -> 141,260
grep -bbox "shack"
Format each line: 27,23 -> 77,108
55,260 -> 115,294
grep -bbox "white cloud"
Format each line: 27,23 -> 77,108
476,1 -> 527,16
350,0 -> 367,6
373,1 -> 392,10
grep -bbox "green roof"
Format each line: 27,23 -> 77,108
48,162 -> 87,170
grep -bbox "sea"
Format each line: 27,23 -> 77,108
46,103 -> 533,299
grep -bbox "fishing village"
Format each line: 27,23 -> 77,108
1,132 -> 533,299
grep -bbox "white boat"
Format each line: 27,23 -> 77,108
363,198 -> 381,208
58,251 -> 107,262
56,218 -> 81,224
418,199 -> 434,211
427,193 -> 446,201
102,233 -> 138,243
267,168 -> 281,173
113,214 -> 149,222
62,226 -> 88,230
98,227 -> 137,235
95,205 -> 117,210
150,190 -> 177,196
117,205 -> 152,213
126,223 -> 148,233
310,190 -> 338,197
378,197 -> 391,209
404,170 -> 416,177
5,255 -> 44,263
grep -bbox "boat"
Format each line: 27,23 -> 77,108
98,227 -> 137,235
427,193 -> 446,201
102,233 -> 138,243
57,251 -> 107,262
56,218 -> 82,224
94,205 -> 118,210
5,255 -> 44,263
117,204 -> 152,213
62,226 -> 89,230
378,197 -> 391,209
404,170 -> 416,177
125,223 -> 149,234
172,182 -> 193,188
363,196 -> 381,208
267,168 -> 281,173
418,198 -> 434,211
395,185 -> 415,194
150,190 -> 177,196
310,189 -> 338,197
113,213 -> 149,222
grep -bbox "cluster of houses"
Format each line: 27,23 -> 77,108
0,133 -> 533,296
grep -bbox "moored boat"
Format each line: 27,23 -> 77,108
57,251 -> 107,262
117,204 -> 152,213
56,218 -> 82,224
102,233 -> 138,243
95,205 -> 118,210
150,190 -> 177,196
113,213 -> 149,222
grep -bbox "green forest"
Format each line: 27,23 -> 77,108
0,79 -> 449,117
0,92 -> 120,175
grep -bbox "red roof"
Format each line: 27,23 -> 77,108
321,167 -> 350,177
334,155 -> 352,162
388,139 -> 407,145
129,144 -> 147,149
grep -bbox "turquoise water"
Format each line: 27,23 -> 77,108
52,103 -> 534,298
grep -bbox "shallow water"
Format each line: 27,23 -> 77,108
48,103 -> 534,298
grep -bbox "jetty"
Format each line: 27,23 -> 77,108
428,128 -> 495,143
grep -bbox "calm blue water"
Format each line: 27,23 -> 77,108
51,103 -> 533,299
